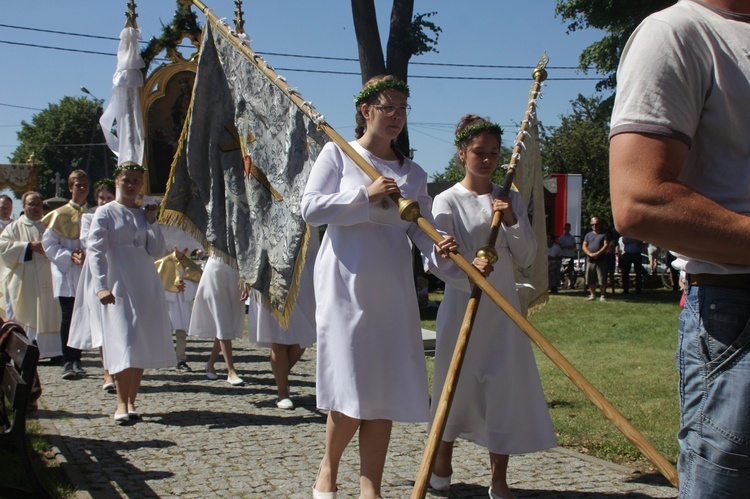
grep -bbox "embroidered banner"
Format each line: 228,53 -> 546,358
512,105 -> 549,316
162,22 -> 325,328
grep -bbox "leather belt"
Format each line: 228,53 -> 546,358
688,273 -> 750,290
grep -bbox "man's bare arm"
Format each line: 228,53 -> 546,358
610,132 -> 750,265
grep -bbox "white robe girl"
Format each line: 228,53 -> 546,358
189,255 -> 244,341
301,141 -> 448,422
430,183 -> 556,454
87,202 -> 175,374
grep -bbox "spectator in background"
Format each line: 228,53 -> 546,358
647,243 -> 660,276
582,217 -> 609,302
619,236 -> 644,294
546,234 -> 562,294
557,223 -> 577,289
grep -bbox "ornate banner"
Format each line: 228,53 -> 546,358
0,163 -> 35,194
162,22 -> 325,328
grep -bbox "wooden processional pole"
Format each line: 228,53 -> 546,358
190,0 -> 678,487
411,56 -> 548,499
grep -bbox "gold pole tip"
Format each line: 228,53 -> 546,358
476,246 -> 499,264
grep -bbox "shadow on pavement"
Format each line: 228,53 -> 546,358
54,435 -> 175,498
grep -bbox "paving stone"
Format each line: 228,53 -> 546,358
36,337 -> 677,498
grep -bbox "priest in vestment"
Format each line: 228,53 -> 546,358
0,194 -> 13,232
0,191 -> 62,358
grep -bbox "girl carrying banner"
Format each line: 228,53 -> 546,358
302,75 -> 456,499
428,115 -> 555,498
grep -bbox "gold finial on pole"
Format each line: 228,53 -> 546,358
532,52 -> 549,82
234,0 -> 246,35
125,1 -> 139,29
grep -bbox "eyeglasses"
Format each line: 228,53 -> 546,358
370,104 -> 411,116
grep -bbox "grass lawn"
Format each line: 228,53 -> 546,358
422,286 -> 682,473
0,416 -> 75,498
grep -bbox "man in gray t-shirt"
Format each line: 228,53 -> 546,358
609,1 -> 750,495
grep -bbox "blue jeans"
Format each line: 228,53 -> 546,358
677,284 -> 750,497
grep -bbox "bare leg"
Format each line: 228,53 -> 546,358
315,411 -> 360,493
113,367 -> 143,415
207,339 -> 221,375
359,419 -> 392,499
218,339 -> 240,381
113,369 -> 130,416
433,439 -> 454,477
270,343 -> 291,399
126,368 -> 144,413
287,344 -> 305,370
489,452 -> 512,497
270,343 -> 305,399
100,347 -> 114,385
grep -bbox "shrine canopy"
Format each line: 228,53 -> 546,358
0,163 -> 35,197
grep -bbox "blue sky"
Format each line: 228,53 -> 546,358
0,0 -> 605,215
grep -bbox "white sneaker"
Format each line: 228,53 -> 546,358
227,376 -> 245,386
587,295 -> 596,301
205,363 -> 219,380
600,295 -> 606,302
276,397 -> 294,409
489,487 -> 516,499
429,472 -> 451,491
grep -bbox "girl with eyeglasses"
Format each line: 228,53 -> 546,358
302,75 -> 456,499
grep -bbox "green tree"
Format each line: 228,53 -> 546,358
541,94 -> 611,229
555,0 -> 676,95
351,0 -> 441,156
10,96 -> 115,201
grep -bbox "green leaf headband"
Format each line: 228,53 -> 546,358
354,80 -> 410,106
94,178 -> 115,190
113,162 -> 146,178
454,123 -> 503,147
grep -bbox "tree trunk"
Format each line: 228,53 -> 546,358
385,0 -> 413,80
351,0 -> 386,85
351,0 -> 413,157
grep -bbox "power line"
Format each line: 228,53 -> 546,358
0,23 -> 596,72
0,38 -> 602,80
0,39 -> 115,57
0,102 -> 44,111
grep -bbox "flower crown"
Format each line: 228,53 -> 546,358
113,162 -> 146,178
354,80 -> 410,106
454,122 -> 503,147
94,178 -> 115,190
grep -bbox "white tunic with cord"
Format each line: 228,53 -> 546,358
189,255 -> 244,341
301,141 -> 450,423
430,183 -> 556,454
87,202 -> 175,374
